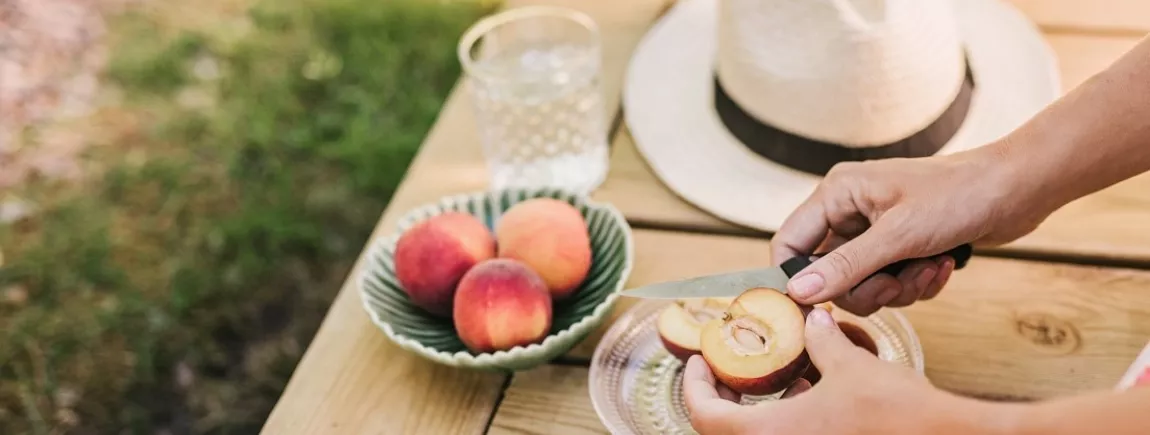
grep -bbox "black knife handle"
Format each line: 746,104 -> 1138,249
779,243 -> 973,281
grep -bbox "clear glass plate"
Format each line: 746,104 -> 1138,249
588,299 -> 925,434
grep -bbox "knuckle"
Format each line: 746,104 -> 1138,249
834,295 -> 874,317
886,294 -> 915,307
827,161 -> 863,177
821,249 -> 862,281
823,164 -> 857,187
769,238 -> 787,256
842,301 -> 878,317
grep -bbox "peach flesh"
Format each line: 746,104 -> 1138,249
495,198 -> 591,300
701,288 -> 810,396
452,259 -> 552,354
656,298 -> 733,361
394,212 -> 495,317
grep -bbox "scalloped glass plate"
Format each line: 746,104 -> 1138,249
588,299 -> 924,434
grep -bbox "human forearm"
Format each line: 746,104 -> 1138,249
1007,387 -> 1150,435
988,35 -> 1150,217
914,392 -> 1027,435
918,387 -> 1150,435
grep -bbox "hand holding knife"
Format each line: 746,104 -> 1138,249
622,244 -> 973,300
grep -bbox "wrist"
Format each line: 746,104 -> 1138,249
989,132 -> 1073,218
982,65 -> 1150,217
947,139 -> 1050,234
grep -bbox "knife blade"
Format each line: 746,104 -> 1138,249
622,243 -> 973,300
621,266 -> 792,299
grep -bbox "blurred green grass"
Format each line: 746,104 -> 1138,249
0,0 -> 494,432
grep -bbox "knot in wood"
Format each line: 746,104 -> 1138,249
1014,312 -> 1080,354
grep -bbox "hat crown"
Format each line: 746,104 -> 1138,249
715,0 -> 967,147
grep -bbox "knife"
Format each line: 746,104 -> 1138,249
621,244 -> 973,299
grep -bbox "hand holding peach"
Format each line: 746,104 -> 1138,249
800,320 -> 878,385
683,308 -> 998,435
698,288 -> 811,396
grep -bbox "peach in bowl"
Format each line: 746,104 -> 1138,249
357,187 -> 634,370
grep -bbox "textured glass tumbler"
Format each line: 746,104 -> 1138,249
458,6 -> 609,194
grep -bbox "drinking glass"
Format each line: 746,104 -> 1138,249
458,6 -> 608,194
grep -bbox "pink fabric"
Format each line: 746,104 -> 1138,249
1115,341 -> 1150,390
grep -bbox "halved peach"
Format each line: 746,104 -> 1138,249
700,288 -> 810,395
656,298 -> 733,361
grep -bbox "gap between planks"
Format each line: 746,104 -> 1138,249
482,375 -> 516,433
1039,24 -> 1150,38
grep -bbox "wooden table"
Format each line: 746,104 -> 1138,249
262,1 -> 1150,433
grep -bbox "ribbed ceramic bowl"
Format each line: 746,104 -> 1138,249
357,187 -> 635,371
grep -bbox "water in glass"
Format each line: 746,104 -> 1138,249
461,7 -> 608,194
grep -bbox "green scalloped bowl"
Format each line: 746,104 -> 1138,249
357,187 -> 635,371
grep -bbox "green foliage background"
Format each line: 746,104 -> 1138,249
0,0 -> 493,432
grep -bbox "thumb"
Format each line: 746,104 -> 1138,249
786,222 -> 907,304
802,308 -> 864,377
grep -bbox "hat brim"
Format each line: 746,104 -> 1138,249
623,0 -> 1060,233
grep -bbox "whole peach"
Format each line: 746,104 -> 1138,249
453,259 -> 552,353
394,212 -> 495,317
495,198 -> 591,299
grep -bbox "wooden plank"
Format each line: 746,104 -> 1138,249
592,128 -> 734,234
592,34 -> 1150,265
487,365 -> 607,435
1048,34 -> 1143,91
563,229 -> 1150,399
260,1 -> 672,433
1010,0 -> 1150,34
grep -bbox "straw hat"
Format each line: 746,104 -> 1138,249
623,0 -> 1059,233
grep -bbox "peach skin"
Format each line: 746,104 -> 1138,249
453,258 -> 552,353
394,212 -> 495,317
495,198 -> 592,299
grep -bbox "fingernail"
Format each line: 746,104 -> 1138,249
876,287 -> 900,305
915,267 -> 937,290
788,273 -> 824,298
807,307 -> 834,327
